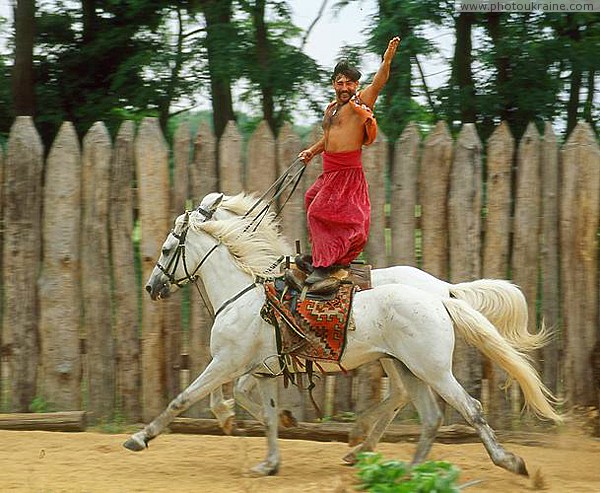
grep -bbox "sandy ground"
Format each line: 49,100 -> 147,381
1,429 -> 599,492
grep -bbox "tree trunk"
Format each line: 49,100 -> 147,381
565,15 -> 582,137
452,12 -> 476,124
159,6 -> 185,131
486,14 -> 512,130
202,0 -> 236,140
251,0 -> 276,134
12,0 -> 36,116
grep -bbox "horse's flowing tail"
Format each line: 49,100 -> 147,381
449,279 -> 551,353
443,297 -> 562,424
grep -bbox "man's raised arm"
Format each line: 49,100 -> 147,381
360,36 -> 401,108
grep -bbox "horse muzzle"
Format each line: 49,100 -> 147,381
146,280 -> 172,301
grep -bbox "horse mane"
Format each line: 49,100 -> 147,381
187,197 -> 291,278
220,192 -> 264,217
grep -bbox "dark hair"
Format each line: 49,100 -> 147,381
331,60 -> 361,82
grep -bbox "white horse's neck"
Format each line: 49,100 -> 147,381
188,230 -> 256,312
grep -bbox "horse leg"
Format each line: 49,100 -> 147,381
250,376 -> 281,476
210,386 -> 236,435
344,359 -> 410,464
234,375 -> 297,429
345,359 -> 443,466
390,361 -> 443,464
429,372 -> 529,476
233,374 -> 262,420
123,358 -> 240,451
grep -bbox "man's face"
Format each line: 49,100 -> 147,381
333,75 -> 358,103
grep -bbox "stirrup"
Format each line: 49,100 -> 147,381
284,269 -> 305,292
294,254 -> 314,274
307,276 -> 341,296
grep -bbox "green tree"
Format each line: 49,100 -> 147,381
12,0 -> 36,117
238,0 -> 324,135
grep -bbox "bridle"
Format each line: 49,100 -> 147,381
155,157 -> 303,318
155,205 -> 219,289
154,203 -> 274,320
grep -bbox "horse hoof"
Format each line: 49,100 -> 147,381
348,428 -> 367,447
516,457 -> 529,477
279,409 -> 297,428
123,435 -> 148,452
250,462 -> 279,476
222,416 -> 236,436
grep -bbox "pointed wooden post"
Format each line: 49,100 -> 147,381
277,122 -> 305,245
247,120 -> 277,194
482,121 -> 514,428
560,122 -> 600,407
190,121 -> 217,204
0,145 -> 3,408
82,122 -> 114,422
162,123 -> 191,401
186,122 -> 217,418
363,132 -> 388,268
219,121 -> 243,195
136,118 -> 170,421
483,121 -> 514,279
419,121 -> 452,279
390,123 -> 420,266
3,117 -> 43,411
513,122 -> 542,340
110,121 -> 141,422
39,122 -> 82,411
540,122 -> 560,395
448,123 -> 483,421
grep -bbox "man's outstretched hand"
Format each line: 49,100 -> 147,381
383,36 -> 401,62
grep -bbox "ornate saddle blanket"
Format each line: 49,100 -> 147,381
262,277 -> 356,363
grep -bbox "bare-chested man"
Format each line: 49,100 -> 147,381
298,36 -> 401,288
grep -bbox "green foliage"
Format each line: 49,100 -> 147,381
29,396 -> 53,413
354,453 -> 461,493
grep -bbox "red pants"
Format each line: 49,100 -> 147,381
305,150 -> 371,268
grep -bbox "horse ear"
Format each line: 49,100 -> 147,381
208,193 -> 224,212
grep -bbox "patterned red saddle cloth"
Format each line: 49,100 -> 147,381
262,278 -> 357,363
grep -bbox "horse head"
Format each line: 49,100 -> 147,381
145,193 -> 224,300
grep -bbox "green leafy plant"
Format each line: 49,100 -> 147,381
29,396 -> 52,413
354,452 -> 461,492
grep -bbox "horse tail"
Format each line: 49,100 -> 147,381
443,296 -> 563,424
449,279 -> 552,353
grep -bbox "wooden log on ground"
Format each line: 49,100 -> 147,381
0,411 -> 87,432
169,417 -> 478,442
169,417 -> 555,447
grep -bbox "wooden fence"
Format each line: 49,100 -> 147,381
1,116 -> 599,430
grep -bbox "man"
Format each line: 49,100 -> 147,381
298,36 -> 401,289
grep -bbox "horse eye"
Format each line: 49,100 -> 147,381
162,247 -> 170,256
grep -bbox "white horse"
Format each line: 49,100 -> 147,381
124,197 -> 561,477
198,192 -> 550,444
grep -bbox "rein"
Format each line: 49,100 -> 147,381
242,158 -> 306,233
156,157 -> 302,322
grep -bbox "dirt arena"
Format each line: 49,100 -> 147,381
1,429 -> 599,492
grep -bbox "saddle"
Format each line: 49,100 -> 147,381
260,258 -> 372,365
260,260 -> 371,416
